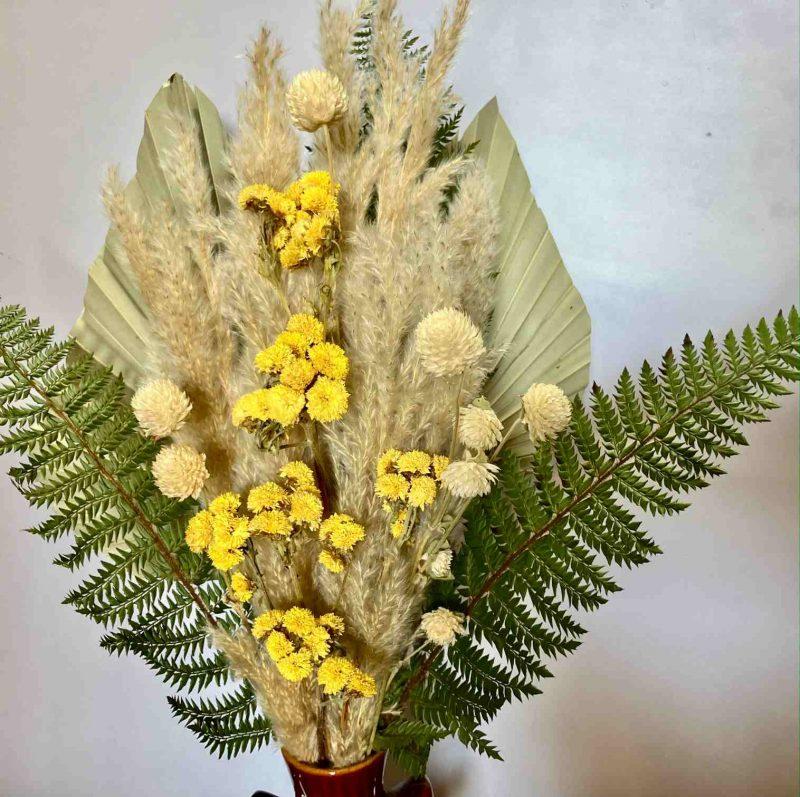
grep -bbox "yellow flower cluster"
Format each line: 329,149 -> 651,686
185,492 -> 250,571
318,513 -> 366,573
247,461 -> 323,539
375,449 -> 450,537
317,656 -> 376,697
252,607 -> 375,696
237,171 -> 340,270
233,314 -> 349,432
185,462 -> 323,570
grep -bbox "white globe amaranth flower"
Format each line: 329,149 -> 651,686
415,308 -> 486,378
459,397 -> 503,452
440,459 -> 499,499
286,69 -> 348,133
419,607 -> 466,647
152,444 -> 208,500
521,382 -> 573,444
131,379 -> 192,439
428,548 -> 453,579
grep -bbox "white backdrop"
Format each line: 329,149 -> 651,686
0,1 -> 797,795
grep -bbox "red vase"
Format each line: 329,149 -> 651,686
252,750 -> 433,797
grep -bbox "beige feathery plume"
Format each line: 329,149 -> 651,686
131,379 -> 192,439
228,27 -> 299,190
152,443 -> 209,500
211,627 -> 321,763
101,0 -> 498,768
521,383 -> 573,443
415,307 -> 486,377
286,69 -> 348,133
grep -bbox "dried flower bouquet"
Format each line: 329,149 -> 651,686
1,0 -> 797,782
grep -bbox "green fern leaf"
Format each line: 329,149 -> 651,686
0,305 -> 254,757
387,308 -> 799,770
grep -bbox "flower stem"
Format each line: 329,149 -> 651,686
491,416 -> 522,461
448,370 -> 467,459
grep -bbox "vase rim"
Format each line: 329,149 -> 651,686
281,748 -> 384,777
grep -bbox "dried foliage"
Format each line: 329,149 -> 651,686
3,0 -> 798,780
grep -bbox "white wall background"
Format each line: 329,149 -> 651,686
0,1 -> 797,795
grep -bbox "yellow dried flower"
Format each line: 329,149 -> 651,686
238,184 -> 296,218
291,208 -> 311,232
207,542 -> 244,572
242,173 -> 339,271
396,450 -> 432,475
390,509 -> 408,538
209,492 -> 241,516
298,171 -> 335,192
212,511 -> 234,539
279,461 -> 318,491
285,180 -> 303,204
247,481 -> 288,512
286,69 -> 348,133
302,626 -> 332,660
286,313 -> 325,345
266,189 -> 298,220
210,517 -> 249,551
197,491 -> 253,572
308,342 -> 349,380
237,184 -> 272,211
275,330 -> 311,356
304,214 -> 333,255
282,607 -> 318,638
375,473 -> 409,501
280,357 -> 317,391
319,550 -> 345,573
320,514 -> 365,552
347,667 -> 377,698
279,239 -> 310,269
408,475 -> 437,508
254,343 -> 296,375
377,449 -> 402,477
229,572 -> 253,603
231,389 -> 270,427
305,376 -> 349,423
185,510 -> 213,553
317,656 -> 355,695
276,648 -> 314,682
266,630 -> 296,662
249,510 -> 293,537
262,384 -> 306,427
289,490 -> 324,528
300,184 -> 338,217
318,613 -> 345,635
252,609 -> 285,639
432,454 -> 451,480
229,517 -> 251,548
272,226 -> 290,249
